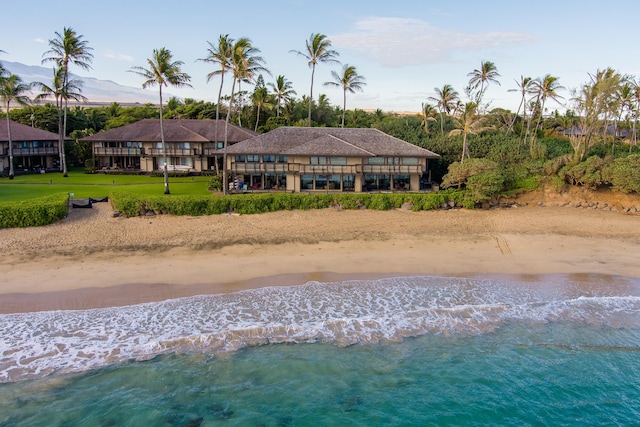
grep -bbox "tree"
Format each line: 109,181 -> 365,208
290,33 -> 340,126
420,102 -> 438,134
507,76 -> 533,136
223,38 -> 268,194
530,74 -> 564,140
324,64 -> 366,127
199,34 -> 233,122
268,75 -> 296,117
0,74 -> 32,179
34,67 -> 87,170
42,27 -> 93,177
448,102 -> 490,163
467,60 -> 501,109
130,48 -> 192,194
251,77 -> 273,131
428,84 -> 459,135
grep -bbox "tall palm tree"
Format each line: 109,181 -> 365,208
507,75 -> 533,135
42,27 -> 93,177
199,34 -> 233,122
0,74 -> 32,179
130,48 -> 192,194
223,38 -> 268,195
428,84 -> 459,135
324,64 -> 366,128
467,60 -> 501,108
268,75 -> 296,117
290,33 -> 340,126
251,83 -> 272,131
34,67 -> 86,173
530,74 -> 564,140
448,102 -> 490,163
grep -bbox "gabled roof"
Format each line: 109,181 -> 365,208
224,127 -> 440,158
81,119 -> 257,143
0,120 -> 60,142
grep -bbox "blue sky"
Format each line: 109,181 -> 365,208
2,0 -> 639,113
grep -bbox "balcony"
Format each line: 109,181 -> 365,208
11,147 -> 59,156
148,147 -> 198,156
298,164 -> 360,174
231,163 -> 290,173
361,164 -> 424,174
94,147 -> 142,156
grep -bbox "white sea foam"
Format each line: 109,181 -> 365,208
1,276 -> 639,383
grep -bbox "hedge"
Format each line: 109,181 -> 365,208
0,193 -> 69,228
109,191 -> 467,218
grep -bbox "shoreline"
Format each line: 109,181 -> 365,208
2,200 -> 640,313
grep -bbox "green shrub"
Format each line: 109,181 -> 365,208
603,154 -> 640,193
559,155 -> 608,189
466,171 -> 505,202
0,193 -> 69,228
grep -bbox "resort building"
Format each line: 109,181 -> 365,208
82,119 -> 257,173
0,119 -> 61,174
223,127 -> 440,192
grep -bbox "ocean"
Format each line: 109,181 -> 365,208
1,275 -> 639,426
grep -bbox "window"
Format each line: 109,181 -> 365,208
367,157 -> 384,165
247,155 -> 260,162
388,157 -> 401,165
217,142 -> 224,149
328,174 -> 341,190
330,157 -> 347,165
277,156 -> 288,163
301,174 -> 313,190
234,155 -> 246,162
310,156 -> 327,165
402,157 -> 419,165
315,174 -> 328,189
263,155 -> 275,163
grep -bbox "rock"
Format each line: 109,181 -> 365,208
401,202 -> 412,211
112,210 -> 121,218
537,201 -> 545,207
145,210 -> 155,216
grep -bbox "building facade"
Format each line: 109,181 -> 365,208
0,119 -> 61,174
223,127 -> 440,192
82,119 -> 257,173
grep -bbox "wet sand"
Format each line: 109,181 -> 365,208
1,197 -> 640,313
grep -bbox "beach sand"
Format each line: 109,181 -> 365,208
1,190 -> 640,313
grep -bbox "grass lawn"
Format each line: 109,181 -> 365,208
0,168 -> 212,202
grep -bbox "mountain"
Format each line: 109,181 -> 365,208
1,61 -> 170,105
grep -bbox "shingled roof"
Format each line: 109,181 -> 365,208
0,120 -> 60,142
224,127 -> 440,158
81,119 -> 257,143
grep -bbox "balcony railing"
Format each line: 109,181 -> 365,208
298,164 -> 360,174
231,163 -> 290,173
11,147 -> 59,156
94,147 -> 142,156
148,148 -> 198,156
361,164 -> 423,174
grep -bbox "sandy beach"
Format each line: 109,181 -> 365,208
1,189 -> 640,313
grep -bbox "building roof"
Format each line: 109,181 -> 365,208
0,120 -> 60,142
81,119 -> 257,143
223,127 -> 440,158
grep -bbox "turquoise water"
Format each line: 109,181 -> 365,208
1,275 -> 640,425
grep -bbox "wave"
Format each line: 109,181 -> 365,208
1,276 -> 639,383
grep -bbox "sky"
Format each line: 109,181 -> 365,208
2,0 -> 640,114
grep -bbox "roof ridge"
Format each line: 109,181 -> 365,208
325,133 -> 376,156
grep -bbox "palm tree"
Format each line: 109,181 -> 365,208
290,33 -> 340,126
324,64 -> 366,127
530,74 -> 564,140
507,76 -> 533,135
0,74 -> 32,179
467,60 -> 501,108
199,34 -> 233,122
251,82 -> 272,131
268,75 -> 296,117
428,84 -> 459,135
448,102 -> 490,163
223,38 -> 268,194
34,67 -> 87,173
420,102 -> 438,134
42,27 -> 93,177
130,48 -> 192,194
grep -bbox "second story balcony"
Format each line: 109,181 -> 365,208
12,147 -> 59,156
94,147 -> 142,156
148,147 -> 199,156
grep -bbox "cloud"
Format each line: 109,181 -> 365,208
34,38 -> 46,44
104,50 -> 134,62
330,17 -> 536,67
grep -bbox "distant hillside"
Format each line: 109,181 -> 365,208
1,61 -> 174,105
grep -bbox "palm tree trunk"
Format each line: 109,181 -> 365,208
6,107 -> 14,179
62,100 -> 69,177
159,86 -> 169,195
439,111 -> 444,135
341,88 -> 346,128
308,63 -> 316,127
255,105 -> 261,132
223,77 -> 237,196
214,75 -> 225,175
